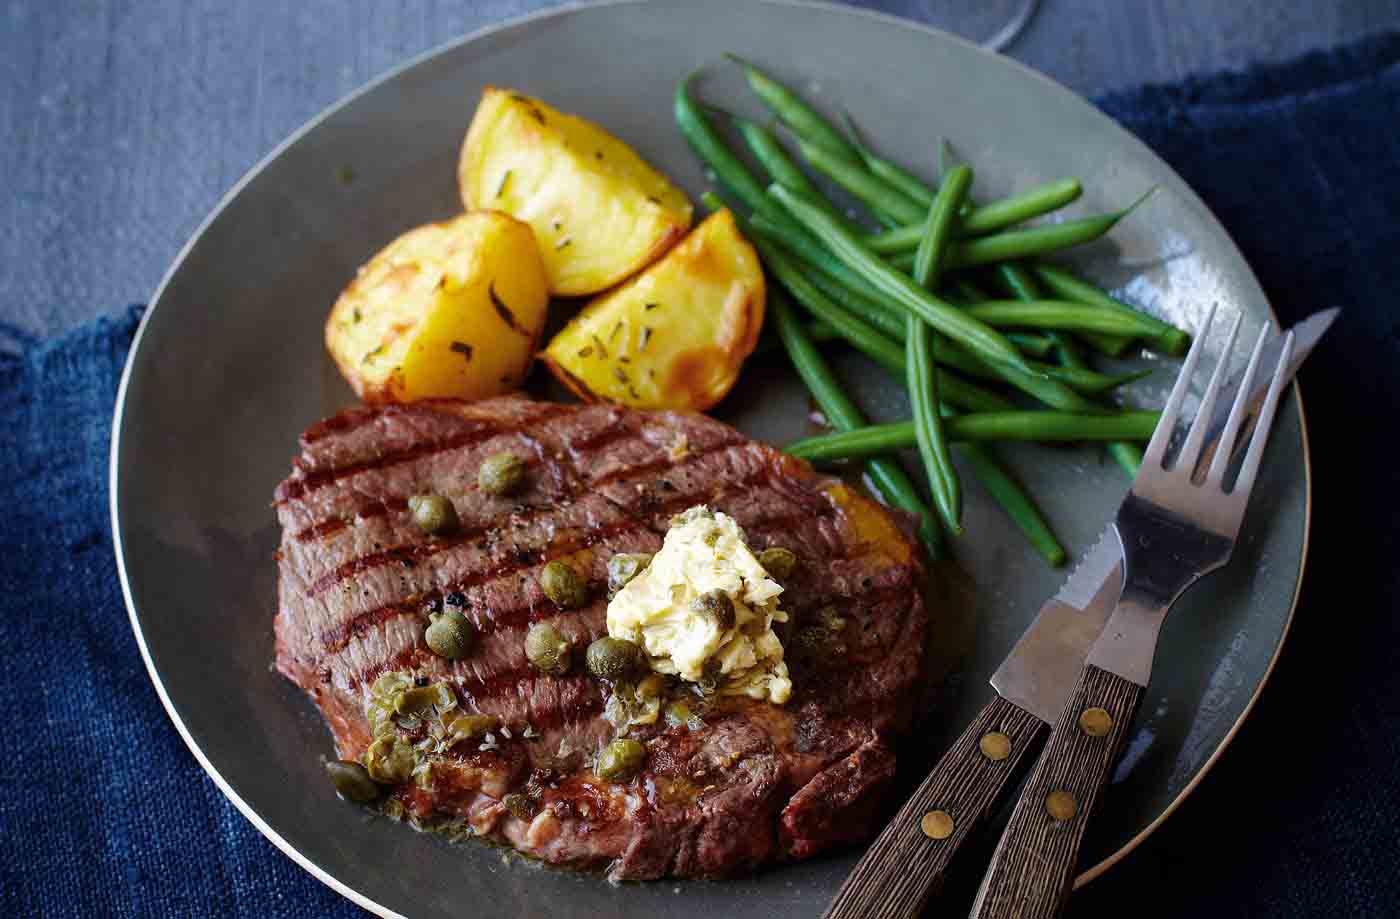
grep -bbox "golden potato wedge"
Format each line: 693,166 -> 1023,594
459,88 -> 693,296
325,211 -> 549,404
542,209 -> 764,412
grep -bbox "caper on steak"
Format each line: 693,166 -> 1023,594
477,451 -> 526,495
326,760 -> 382,803
606,552 -> 652,596
408,494 -> 459,535
758,546 -> 798,579
596,738 -> 646,782
539,560 -> 588,609
586,636 -> 646,681
424,608 -> 475,660
524,622 -> 571,675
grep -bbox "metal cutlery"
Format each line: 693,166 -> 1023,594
968,305 -> 1299,917
822,307 -> 1334,919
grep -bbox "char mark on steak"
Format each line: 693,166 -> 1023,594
274,396 -> 926,880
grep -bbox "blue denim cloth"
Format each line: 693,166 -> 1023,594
3,33 -> 1398,919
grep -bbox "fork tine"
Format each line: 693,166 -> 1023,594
1206,324 -> 1270,486
1143,304 -> 1216,469
1231,331 -> 1295,497
1177,312 -> 1242,476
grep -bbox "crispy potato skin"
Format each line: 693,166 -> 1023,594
541,209 -> 765,412
325,211 -> 549,404
459,87 -> 693,296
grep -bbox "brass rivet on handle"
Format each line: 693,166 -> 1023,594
921,810 -> 955,840
1078,707 -> 1114,737
1045,790 -> 1078,822
979,731 -> 1012,761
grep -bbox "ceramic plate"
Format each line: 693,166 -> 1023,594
110,1 -> 1310,916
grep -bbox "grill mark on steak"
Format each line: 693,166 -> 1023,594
274,397 -> 928,881
277,403 -> 577,503
315,468 -> 821,661
301,438 -> 743,596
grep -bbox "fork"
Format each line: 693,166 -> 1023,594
968,305 -> 1297,919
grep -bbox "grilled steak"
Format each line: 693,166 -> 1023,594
274,396 -> 926,879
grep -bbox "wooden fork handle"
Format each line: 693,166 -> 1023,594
969,665 -> 1145,919
822,695 -> 1045,919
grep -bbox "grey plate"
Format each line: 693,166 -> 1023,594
110,1 -> 1311,916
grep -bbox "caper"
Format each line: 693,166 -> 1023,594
596,738 -> 646,782
365,736 -> 416,784
408,494 -> 459,535
425,608 -> 475,660
663,701 -> 693,728
539,560 -> 588,609
586,636 -> 646,682
636,672 -> 668,700
326,760 -> 382,803
817,606 -> 846,633
758,546 -> 798,580
606,552 -> 652,597
502,792 -> 536,821
393,682 -> 454,717
478,452 -> 526,496
444,710 -> 499,743
524,622 -> 571,675
689,589 -> 736,631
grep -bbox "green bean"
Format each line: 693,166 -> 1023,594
1006,332 -> 1056,359
1031,262 -> 1190,356
747,211 -> 895,310
913,164 -> 972,292
908,315 -> 961,532
715,194 -> 1014,414
769,184 -> 1032,374
770,291 -> 943,558
886,210 -> 1132,272
937,339 -> 1148,396
726,54 -> 863,164
865,178 -> 1085,253
750,229 -> 907,372
959,300 -> 1155,337
806,272 -> 1057,362
906,164 -> 971,533
729,114 -> 824,198
963,444 -> 1067,566
841,113 -> 936,206
1077,331 -> 1136,357
796,139 -> 927,225
806,270 -> 906,340
674,73 -> 769,215
998,263 -> 1144,476
785,412 -> 1162,459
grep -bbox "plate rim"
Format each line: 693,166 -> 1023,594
107,0 -> 1312,913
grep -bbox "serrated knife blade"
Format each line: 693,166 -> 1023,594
988,307 -> 1336,725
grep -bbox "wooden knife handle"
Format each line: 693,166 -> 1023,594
969,665 -> 1145,919
822,695 -> 1044,919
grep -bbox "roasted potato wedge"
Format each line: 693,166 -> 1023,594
459,88 -> 693,296
325,211 -> 549,404
542,209 -> 764,412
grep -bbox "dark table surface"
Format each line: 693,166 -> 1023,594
6,1 -> 1398,916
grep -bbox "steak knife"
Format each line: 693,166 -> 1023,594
821,307 -> 1337,919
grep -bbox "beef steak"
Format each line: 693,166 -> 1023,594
274,396 -> 927,879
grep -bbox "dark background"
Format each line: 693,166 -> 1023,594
5,1 -> 1398,916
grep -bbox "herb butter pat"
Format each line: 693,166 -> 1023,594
606,506 -> 791,704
